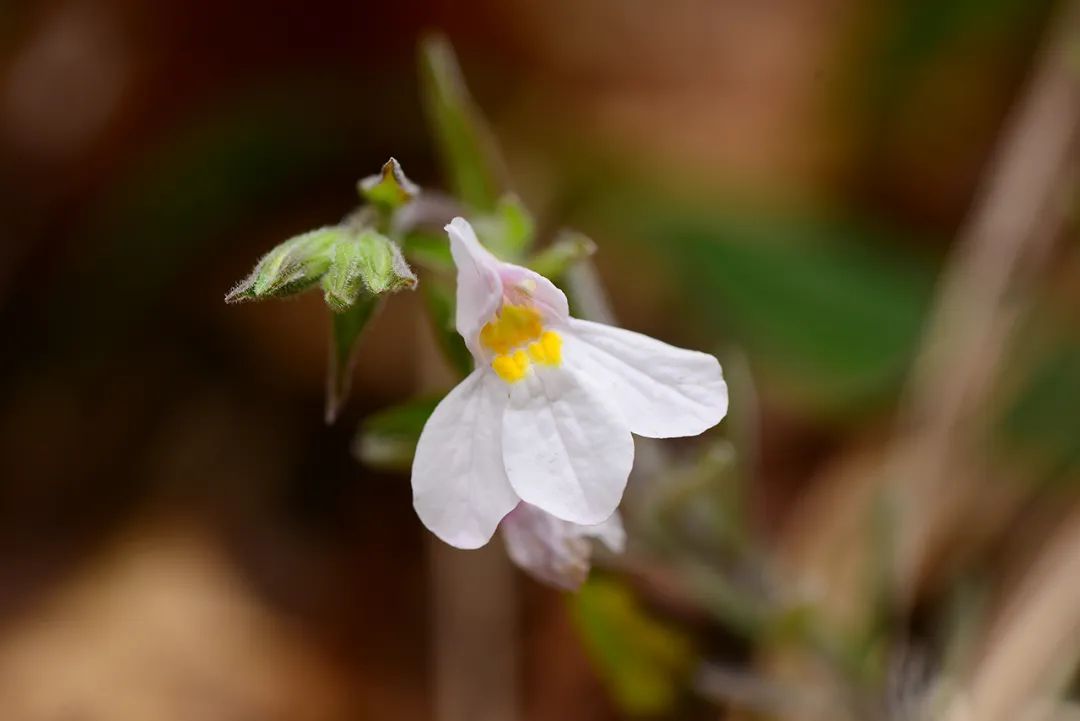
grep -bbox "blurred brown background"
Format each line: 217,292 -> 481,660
1,0 -> 1078,719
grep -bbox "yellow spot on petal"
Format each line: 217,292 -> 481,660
527,330 -> 563,366
479,304 -> 543,355
492,349 -> 531,383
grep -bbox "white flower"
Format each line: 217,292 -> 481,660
501,503 -> 625,590
411,217 -> 728,549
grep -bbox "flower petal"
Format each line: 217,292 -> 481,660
502,368 -> 633,525
446,217 -> 502,354
501,505 -> 588,589
501,504 -> 623,590
498,264 -> 569,324
412,369 -> 519,549
563,319 -> 728,438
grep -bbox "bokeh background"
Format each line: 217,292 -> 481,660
2,1 -> 1079,719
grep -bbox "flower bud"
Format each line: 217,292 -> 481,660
225,227 -> 339,303
358,157 -> 419,213
321,228 -> 417,313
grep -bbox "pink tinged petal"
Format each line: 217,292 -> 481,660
563,318 -> 728,439
501,504 -> 626,590
501,368 -> 634,525
502,505 -> 589,590
498,263 -> 570,324
446,217 -> 503,354
412,369 -> 520,549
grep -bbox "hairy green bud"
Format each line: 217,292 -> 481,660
321,228 -> 417,313
225,227 -> 339,303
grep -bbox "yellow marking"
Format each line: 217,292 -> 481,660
526,330 -> 563,366
492,349 -> 531,383
479,304 -> 543,355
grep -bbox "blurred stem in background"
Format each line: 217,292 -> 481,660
415,34 -> 520,721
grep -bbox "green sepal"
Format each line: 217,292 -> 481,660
358,157 -> 419,214
352,395 -> 443,470
321,228 -> 417,313
225,227 -> 340,303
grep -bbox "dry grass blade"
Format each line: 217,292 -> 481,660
943,502 -> 1080,721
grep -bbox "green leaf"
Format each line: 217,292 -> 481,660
422,276 -> 473,377
225,227 -> 340,302
527,229 -> 597,279
403,229 -> 454,272
654,211 -> 936,414
352,395 -> 443,471
472,195 -> 536,260
326,294 -> 380,424
418,33 -> 505,211
570,578 -> 695,716
357,157 -> 419,214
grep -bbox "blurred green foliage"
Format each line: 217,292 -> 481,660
420,277 -> 473,377
608,205 -> 938,415
89,86 -> 356,300
353,395 -> 443,471
471,195 -> 535,260
868,0 -> 1053,109
999,339 -> 1080,484
570,578 -> 696,716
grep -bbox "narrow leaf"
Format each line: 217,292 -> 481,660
571,578 -> 695,716
527,229 -> 597,279
422,276 -> 473,377
326,294 -> 380,424
418,33 -> 506,211
472,194 -> 536,259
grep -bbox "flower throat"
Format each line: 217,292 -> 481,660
479,304 -> 562,383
